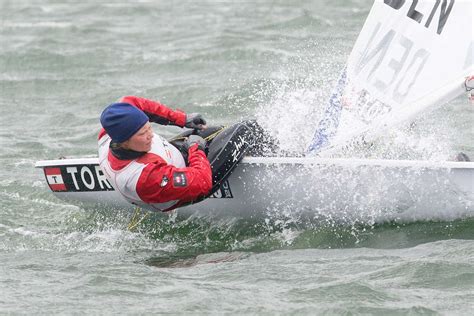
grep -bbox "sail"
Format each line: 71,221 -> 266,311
308,0 -> 474,155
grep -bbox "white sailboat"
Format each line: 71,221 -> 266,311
36,0 -> 474,222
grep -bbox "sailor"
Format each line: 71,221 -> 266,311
98,95 -> 212,212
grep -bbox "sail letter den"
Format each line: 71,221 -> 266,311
383,0 -> 455,35
353,0 -> 456,104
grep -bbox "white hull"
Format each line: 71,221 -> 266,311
36,157 -> 474,223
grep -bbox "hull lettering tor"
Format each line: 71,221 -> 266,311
43,164 -> 234,199
43,165 -> 114,192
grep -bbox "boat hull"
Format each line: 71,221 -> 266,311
36,157 -> 474,222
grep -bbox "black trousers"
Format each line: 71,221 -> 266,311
169,120 -> 276,197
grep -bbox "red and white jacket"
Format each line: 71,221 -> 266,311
98,96 -> 212,212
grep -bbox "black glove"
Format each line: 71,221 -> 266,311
183,135 -> 206,152
185,113 -> 207,130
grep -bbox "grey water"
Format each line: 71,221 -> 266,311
1,1 -> 474,314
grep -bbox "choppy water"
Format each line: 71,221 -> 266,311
1,1 -> 473,314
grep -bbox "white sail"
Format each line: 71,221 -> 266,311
308,0 -> 473,155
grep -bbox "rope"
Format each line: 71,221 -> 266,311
127,207 -> 149,231
168,126 -> 226,143
204,126 -> 226,141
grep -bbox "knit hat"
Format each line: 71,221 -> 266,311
100,103 -> 149,143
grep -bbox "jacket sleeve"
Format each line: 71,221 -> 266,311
120,95 -> 186,127
135,144 -> 212,205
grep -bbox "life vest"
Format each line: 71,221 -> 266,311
98,132 -> 186,211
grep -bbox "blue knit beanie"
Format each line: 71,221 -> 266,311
100,103 -> 149,143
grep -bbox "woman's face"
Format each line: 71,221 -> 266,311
122,122 -> 153,152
